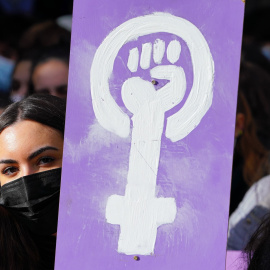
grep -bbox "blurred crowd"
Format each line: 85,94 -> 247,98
0,0 -> 72,109
1,0 -> 270,259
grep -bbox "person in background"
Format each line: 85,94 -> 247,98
0,94 -> 66,270
9,52 -> 36,102
230,61 -> 270,215
30,45 -> 69,99
227,62 -> 270,250
6,19 -> 71,101
228,173 -> 270,250
19,20 -> 71,53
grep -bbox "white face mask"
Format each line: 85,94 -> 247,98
0,55 -> 15,91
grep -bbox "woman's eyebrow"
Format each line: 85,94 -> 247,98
0,159 -> 18,164
28,146 -> 59,160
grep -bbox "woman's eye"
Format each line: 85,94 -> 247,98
38,157 -> 55,166
2,167 -> 19,176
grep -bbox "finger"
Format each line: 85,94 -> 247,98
127,47 -> 139,72
140,42 -> 152,69
167,40 -> 181,64
153,39 -> 165,64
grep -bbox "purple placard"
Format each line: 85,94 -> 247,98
55,0 -> 244,269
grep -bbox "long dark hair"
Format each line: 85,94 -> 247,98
0,206 -> 40,270
244,214 -> 270,269
0,94 -> 66,134
235,62 -> 270,185
0,94 -> 66,270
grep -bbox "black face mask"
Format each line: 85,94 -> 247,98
0,168 -> 61,235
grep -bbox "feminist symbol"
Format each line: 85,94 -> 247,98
90,13 -> 214,255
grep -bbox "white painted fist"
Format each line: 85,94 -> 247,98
122,39 -> 187,115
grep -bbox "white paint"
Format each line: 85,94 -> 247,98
90,12 -> 214,140
153,39 -> 165,64
140,42 -> 152,69
152,65 -> 186,111
127,47 -> 139,72
106,75 -> 182,254
167,40 -> 181,64
90,12 -> 214,255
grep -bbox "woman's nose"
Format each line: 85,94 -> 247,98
20,165 -> 36,177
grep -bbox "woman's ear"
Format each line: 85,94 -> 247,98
235,113 -> 245,138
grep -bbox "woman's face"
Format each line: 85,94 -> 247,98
32,59 -> 69,99
0,120 -> 63,186
10,60 -> 32,102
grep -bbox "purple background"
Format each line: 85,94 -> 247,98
55,0 -> 244,269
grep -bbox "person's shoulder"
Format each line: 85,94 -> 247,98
241,174 -> 270,204
255,174 -> 270,188
229,174 -> 270,233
